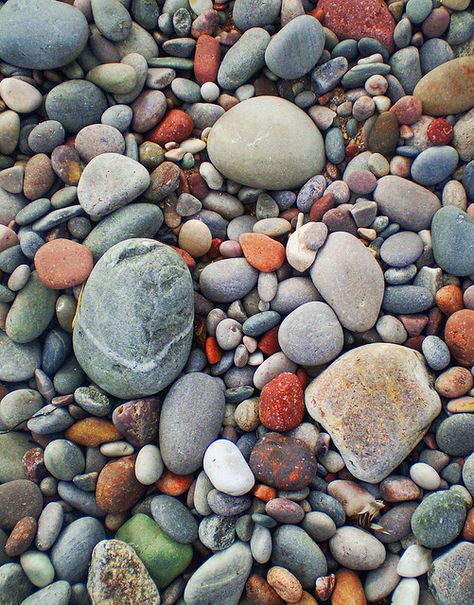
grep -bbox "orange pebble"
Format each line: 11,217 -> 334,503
258,326 -> 280,356
252,484 -> 277,502
65,418 -> 121,447
239,233 -> 286,272
156,469 -> 193,496
435,284 -> 464,316
331,569 -> 367,605
205,336 -> 222,364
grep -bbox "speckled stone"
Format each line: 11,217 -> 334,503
305,344 -> 441,483
73,239 -> 194,398
429,542 -> 474,605
432,206 -> 474,276
411,490 -> 467,548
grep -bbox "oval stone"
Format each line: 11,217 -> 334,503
73,239 -> 194,398
432,206 -> 474,277
310,232 -> 384,332
207,97 -> 325,190
159,373 -> 225,475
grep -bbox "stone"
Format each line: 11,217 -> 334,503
373,175 -> 441,230
217,28 -> 270,91
204,439 -> 255,496
239,233 -> 286,273
116,513 -> 193,589
91,0 -> 132,42
305,343 -> 441,483
444,310 -> 474,366
44,439 -> 85,481
271,525 -> 327,589
411,490 -> 467,548
310,232 -> 384,332
365,554 -> 400,602
0,79 -> 42,114
96,455 -> 145,513
0,563 -> 33,605
436,413 -> 474,456
233,0 -> 282,30
265,16 -> 325,80
0,480 -> 42,530
453,107 -> 474,162
259,372 -> 304,432
112,398 -> 160,448
151,495 -> 198,544
51,517 -> 105,583
87,539 -> 160,605
75,124 -> 125,162
78,153 -> 150,217
411,146 -> 459,186
428,542 -> 474,605
380,231 -> 424,267
159,373 -> 225,475
184,541 -> 252,605
278,302 -> 344,366
331,569 -> 366,605
397,544 -> 432,577
20,581 -> 71,605
413,56 -> 474,116
329,526 -> 386,570
207,97 -> 325,190
34,239 -> 93,289
46,80 -> 108,134
199,258 -> 258,303
0,0 -> 88,70
432,206 -> 474,277
73,239 -> 194,398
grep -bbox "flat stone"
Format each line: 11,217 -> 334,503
73,239 -> 194,398
87,539 -> 160,605
432,206 -> 474,276
217,28 -> 270,91
0,563 -> 33,605
411,146 -> 459,186
429,542 -> 474,605
35,239 -> 93,289
199,258 -> 258,303
305,343 -> 442,483
207,97 -> 325,190
96,455 -> 146,513
159,373 -> 225,474
0,331 -> 41,382
233,0 -> 281,30
20,581 -> 71,605
151,495 -> 198,544
0,0 -> 88,69
373,175 -> 441,230
310,232 -> 384,332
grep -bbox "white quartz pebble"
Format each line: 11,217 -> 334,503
397,544 -> 432,577
203,439 -> 255,496
391,578 -> 419,605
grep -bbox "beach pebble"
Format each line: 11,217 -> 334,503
329,526 -> 386,570
204,439 -> 255,496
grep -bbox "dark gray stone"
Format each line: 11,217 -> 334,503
0,563 -> 33,605
383,285 -> 434,314
20,581 -> 71,605
151,495 -> 198,544
233,0 -> 281,30
436,414 -> 474,457
217,28 -> 270,90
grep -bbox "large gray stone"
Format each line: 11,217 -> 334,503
432,206 -> 474,277
0,432 -> 31,483
0,563 -> 33,605
305,344 -> 442,483
207,96 -> 325,190
159,373 -> 225,474
429,542 -> 474,605
73,239 -> 194,399
0,0 -> 88,70
20,581 -> 71,605
310,232 -> 384,332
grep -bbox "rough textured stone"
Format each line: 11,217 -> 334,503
73,239 -> 194,398
305,344 -> 441,483
429,542 -> 474,605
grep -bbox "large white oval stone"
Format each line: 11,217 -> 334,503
207,96 -> 325,190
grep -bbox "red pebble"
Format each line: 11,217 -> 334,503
259,372 -> 304,432
194,34 -> 221,85
205,336 -> 222,364
147,109 -> 193,146
239,233 -> 286,273
309,192 -> 335,222
258,326 -> 280,356
207,238 -> 222,259
156,470 -> 193,496
427,118 -> 453,145
167,245 -> 196,270
296,368 -> 309,390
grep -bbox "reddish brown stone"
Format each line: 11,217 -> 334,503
187,170 -> 210,200
331,569 -> 366,605
191,9 -> 220,38
318,0 -> 395,52
194,34 -> 221,85
246,574 -> 284,605
390,96 -> 422,125
259,372 -> 304,432
322,206 -> 358,236
51,145 -> 83,185
5,517 -> 37,557
23,153 -> 55,200
435,284 -> 464,316
112,397 -> 160,448
427,118 -> 453,145
147,109 -> 193,146
249,433 -> 317,490
96,455 -> 146,513
22,447 -> 47,483
367,111 -> 399,155
34,238 -> 93,290
132,90 -> 167,133
435,367 -> 474,399
379,475 -> 422,502
445,310 -> 474,366
425,306 -> 444,336
399,314 -> 429,337
309,192 -> 335,222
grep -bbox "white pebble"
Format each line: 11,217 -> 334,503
409,462 -> 441,490
235,83 -> 255,101
0,78 -> 42,113
358,53 -> 384,64
100,441 -> 134,457
319,450 -> 345,473
180,138 -> 207,154
135,444 -> 164,485
391,578 -> 419,605
397,545 -> 432,578
250,524 -> 272,564
373,95 -> 391,112
203,439 -> 255,496
165,147 -> 186,162
199,161 -> 224,190
200,81 -> 220,102
248,351 -> 264,366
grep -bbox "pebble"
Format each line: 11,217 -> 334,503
199,258 -> 258,303
259,373 -> 304,433
135,445 -> 163,486
436,413 -> 474,456
397,544 -> 432,577
444,310 -> 474,366
422,335 -> 451,370
151,495 -> 198,544
391,578 -> 420,605
380,231 -> 424,267
207,97 -> 325,190
411,146 -> 459,186
20,581 -> 71,605
0,79 -> 42,114
204,439 -> 255,496
410,462 -> 441,490
432,206 -> 474,276
330,526 -> 386,570
34,239 -> 93,290
44,439 -> 85,481
411,490 -> 467,548
217,28 -> 270,91
365,554 -> 401,602
36,502 -> 64,552
428,541 -> 474,605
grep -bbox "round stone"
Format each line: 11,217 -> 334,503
444,310 -> 474,366
34,239 -> 93,289
44,439 -> 85,481
432,206 -> 474,277
151,495 -> 198,544
380,231 -> 424,267
207,97 -> 325,190
203,439 -> 255,496
411,490 -> 466,548
278,302 -> 344,366
259,372 -> 304,432
199,258 -> 258,303
329,526 -> 386,570
73,239 -> 194,398
436,413 -> 474,456
96,455 -> 146,513
135,445 -> 164,486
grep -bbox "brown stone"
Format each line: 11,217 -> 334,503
5,516 -> 37,557
445,310 -> 474,366
435,367 -> 474,398
23,153 -> 55,200
65,417 -> 122,446
435,284 -> 464,316
331,569 -> 367,605
51,144 -> 83,185
132,90 -> 167,133
368,111 -> 399,155
147,109 -> 193,146
0,479 -> 43,530
379,475 -> 422,502
34,238 -> 93,289
96,455 -> 146,513
246,574 -> 284,605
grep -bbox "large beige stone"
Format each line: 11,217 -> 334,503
207,96 -> 325,190
305,343 -> 442,483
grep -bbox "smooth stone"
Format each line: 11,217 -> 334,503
135,444 -> 163,485
374,175 -> 441,230
91,0 -> 132,42
203,439 -> 255,496
77,153 -> 150,217
207,97 -> 325,190
20,550 -> 54,587
272,525 -> 327,589
233,0 -> 281,30
199,258 -> 258,303
116,513 -> 192,589
114,22 -> 158,60
217,28 -> 270,90
397,544 -> 432,577
199,515 -> 236,551
0,0 -> 88,69
45,80 -> 108,134
278,301 -> 343,366
420,39 -> 454,75
0,563 -> 33,605
151,495 -> 198,544
271,277 -> 320,315
453,107 -> 474,162
207,490 -> 252,517
0,432 -> 31,482
5,272 -> 57,344
383,285 -> 434,313
265,15 -> 324,79
51,517 -> 105,583
0,79 -> 42,114
391,578 -> 420,605
305,344 -> 442,483
432,206 -> 474,276
390,46 -> 422,94
159,373 -> 225,474
428,542 -> 474,605
380,231 -> 424,267
27,404 -> 73,435
44,439 -> 85,481
183,541 -> 252,605
463,454 -> 474,497
422,335 -> 450,371
365,554 -> 400,602
411,490 -> 466,548
302,511 -> 336,542
75,124 -> 125,162
436,413 -> 474,456
87,539 -> 160,605
413,56 -> 474,115
310,232 -> 384,332
57,481 -> 105,517
0,389 -> 43,429
74,387 -> 111,417
411,146 -> 459,186
83,203 -> 163,261
312,57 -> 349,95
0,480 -> 42,530
20,581 -> 71,605
73,239 -> 194,398
330,526 -> 386,570
36,502 -> 64,552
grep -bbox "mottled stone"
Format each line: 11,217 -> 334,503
429,542 -> 474,605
